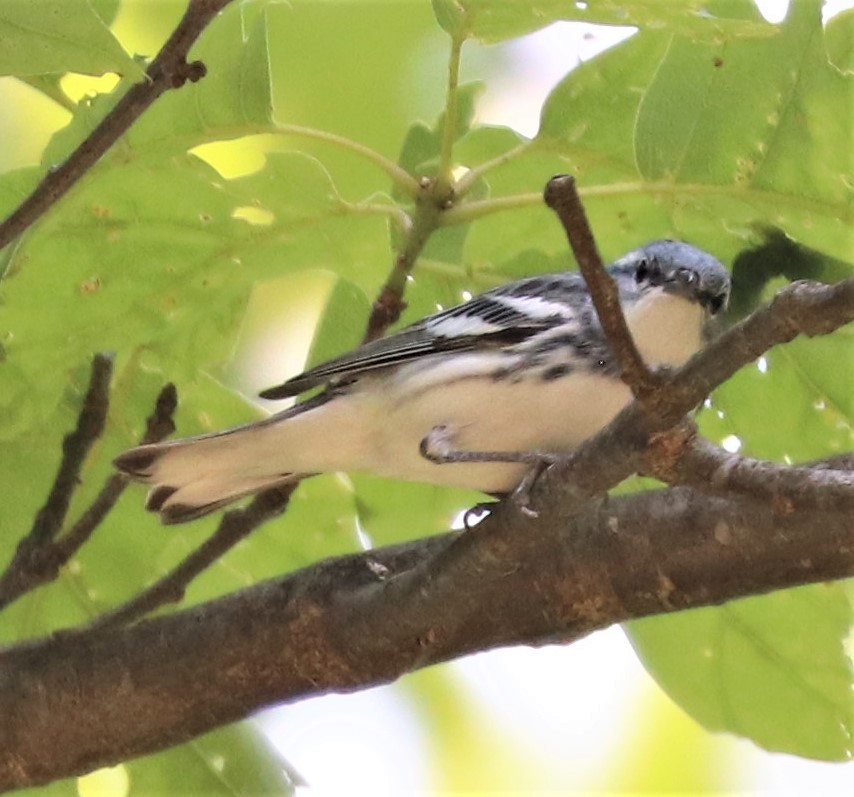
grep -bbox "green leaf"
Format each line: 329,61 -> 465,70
627,584 -> 854,760
42,1 -> 275,169
304,275 -> 371,371
435,0 -> 775,44
536,0 -> 853,266
124,723 -> 297,796
432,0 -> 467,38
825,7 -> 854,74
537,29 -> 671,179
0,0 -> 143,78
632,0 -> 852,259
32,723 -> 299,796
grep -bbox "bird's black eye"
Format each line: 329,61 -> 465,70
635,259 -> 649,283
707,293 -> 726,315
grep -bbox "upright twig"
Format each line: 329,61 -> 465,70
0,376 -> 178,612
434,32 -> 465,200
543,175 -> 656,396
50,384 -> 178,564
362,180 -> 442,342
0,354 -> 113,609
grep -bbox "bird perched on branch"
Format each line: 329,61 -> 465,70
115,240 -> 730,523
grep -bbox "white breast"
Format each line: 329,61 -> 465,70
288,289 -> 707,495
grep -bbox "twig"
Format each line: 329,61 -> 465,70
454,140 -> 532,198
0,354 -> 113,609
658,278 -> 854,423
38,354 -> 114,545
434,31 -> 465,199
0,0 -> 232,252
642,422 -> 854,513
543,175 -> 655,395
545,277 -> 854,501
0,380 -> 177,612
362,180 -> 441,342
87,484 -> 294,631
51,384 -> 179,564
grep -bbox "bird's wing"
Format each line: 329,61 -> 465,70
260,271 -> 588,399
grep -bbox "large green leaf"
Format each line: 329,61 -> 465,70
632,0 -> 852,259
628,584 -> 854,760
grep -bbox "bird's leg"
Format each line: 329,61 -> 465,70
420,425 -> 562,518
420,424 -> 561,467
509,459 -> 553,517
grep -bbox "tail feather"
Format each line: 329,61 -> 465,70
115,392 -> 369,524
114,427 -> 299,523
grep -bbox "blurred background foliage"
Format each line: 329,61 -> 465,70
0,0 -> 852,793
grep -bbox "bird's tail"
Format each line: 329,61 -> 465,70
114,421 -> 301,524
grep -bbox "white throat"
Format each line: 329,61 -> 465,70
624,288 -> 705,367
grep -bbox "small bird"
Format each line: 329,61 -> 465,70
115,240 -> 730,523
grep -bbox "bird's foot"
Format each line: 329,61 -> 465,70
420,425 -> 562,519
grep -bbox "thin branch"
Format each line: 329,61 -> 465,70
645,429 -> 854,513
443,176 -> 849,227
334,198 -> 411,230
434,32 -> 465,199
441,192 -> 550,225
51,384 -> 179,563
87,485 -> 294,631
661,278 -> 854,421
0,354 -> 114,611
362,180 -> 440,342
543,174 -> 655,395
0,380 -> 177,612
35,354 -> 114,546
0,0 -> 232,252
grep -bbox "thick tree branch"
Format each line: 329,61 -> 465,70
0,0 -> 232,252
0,487 -> 850,792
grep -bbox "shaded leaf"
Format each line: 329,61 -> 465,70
628,584 -> 854,760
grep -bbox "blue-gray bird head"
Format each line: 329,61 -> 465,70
611,240 -> 731,316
